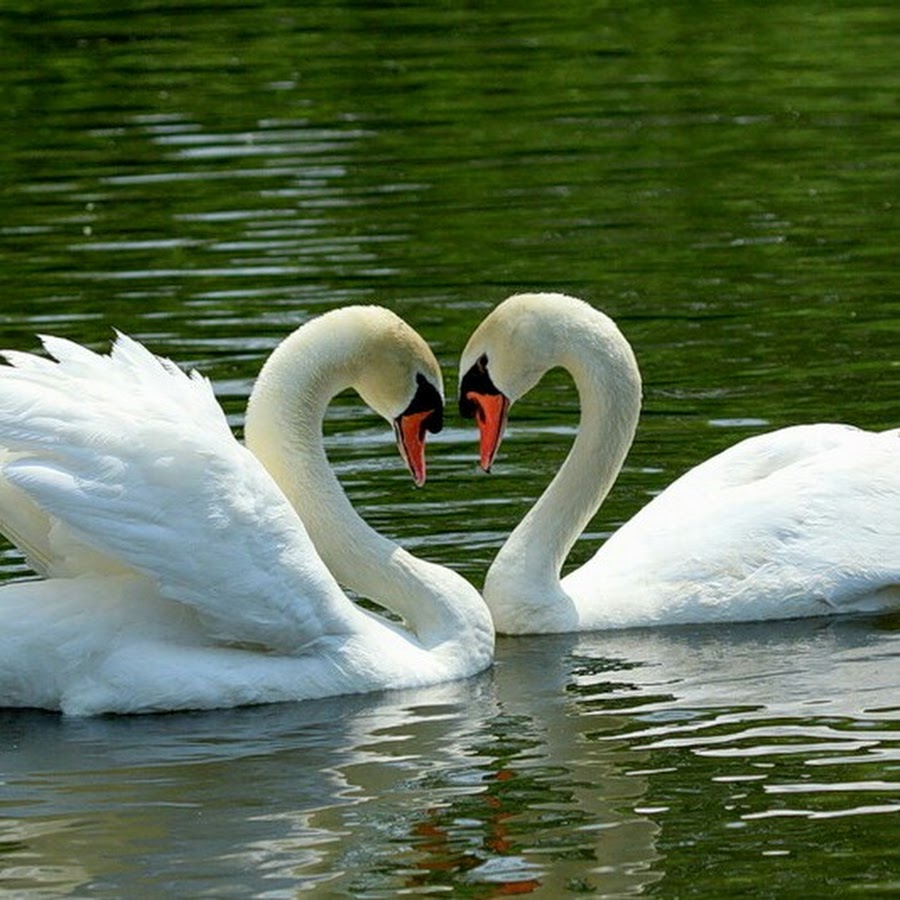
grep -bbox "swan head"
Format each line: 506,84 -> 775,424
458,293 -> 583,471
247,305 -> 445,488
458,292 -> 640,473
347,308 -> 445,488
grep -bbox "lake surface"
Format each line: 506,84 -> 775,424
1,1 -> 898,895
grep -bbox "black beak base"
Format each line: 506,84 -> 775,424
459,354 -> 499,418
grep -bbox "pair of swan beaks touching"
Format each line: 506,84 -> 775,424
0,293 -> 897,715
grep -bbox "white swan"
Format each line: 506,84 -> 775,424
0,306 -> 493,714
459,292 -> 900,634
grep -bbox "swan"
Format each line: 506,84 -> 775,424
458,292 -> 900,634
0,306 -> 493,714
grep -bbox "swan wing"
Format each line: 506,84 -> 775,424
0,447 -> 136,577
641,423 -> 870,497
571,425 -> 900,624
0,333 -> 359,653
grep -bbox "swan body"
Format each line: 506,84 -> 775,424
0,306 -> 493,714
459,292 -> 900,634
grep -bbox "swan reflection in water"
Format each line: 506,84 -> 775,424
1,613 -> 897,896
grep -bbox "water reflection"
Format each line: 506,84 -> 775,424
1,616 -> 897,895
0,642 -> 656,896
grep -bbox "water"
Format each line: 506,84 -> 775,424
1,0 -> 898,895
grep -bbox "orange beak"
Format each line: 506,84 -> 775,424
394,409 -> 434,487
465,390 -> 509,472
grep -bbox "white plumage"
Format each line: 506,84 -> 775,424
0,308 -> 493,714
459,293 -> 900,634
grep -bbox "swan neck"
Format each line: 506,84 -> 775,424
244,318 -> 488,650
485,319 -> 641,631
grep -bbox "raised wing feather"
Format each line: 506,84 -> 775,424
0,333 -> 358,653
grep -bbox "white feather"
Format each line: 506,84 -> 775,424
0,311 -> 493,714
461,293 -> 900,634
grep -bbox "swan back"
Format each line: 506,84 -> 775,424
569,424 -> 900,627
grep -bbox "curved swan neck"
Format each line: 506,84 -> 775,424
244,308 -> 488,648
483,299 -> 642,632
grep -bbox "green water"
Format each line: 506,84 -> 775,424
0,2 -> 898,896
